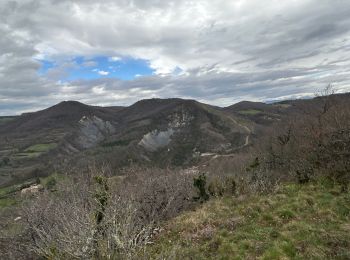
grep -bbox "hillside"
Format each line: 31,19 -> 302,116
224,101 -> 288,125
143,181 -> 350,259
0,92 -> 349,259
1,93 -> 349,187
0,101 -> 122,186
0,98 -> 249,187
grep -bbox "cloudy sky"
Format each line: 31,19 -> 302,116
1,0 -> 350,115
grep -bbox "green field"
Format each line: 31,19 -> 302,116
10,143 -> 58,160
13,152 -> 42,159
24,143 -> 58,153
0,185 -> 17,209
0,185 -> 15,197
0,196 -> 16,208
0,116 -> 17,124
0,173 -> 65,209
238,109 -> 262,115
144,181 -> 350,259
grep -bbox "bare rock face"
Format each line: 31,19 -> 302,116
138,129 -> 175,152
167,109 -> 194,128
77,116 -> 115,148
139,109 -> 194,152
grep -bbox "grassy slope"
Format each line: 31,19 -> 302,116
0,185 -> 17,208
0,173 -> 65,210
0,116 -> 17,125
238,109 -> 262,115
145,181 -> 350,259
11,143 -> 58,159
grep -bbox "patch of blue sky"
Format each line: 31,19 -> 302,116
38,56 -> 155,81
37,60 -> 55,76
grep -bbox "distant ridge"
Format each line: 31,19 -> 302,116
0,92 -> 349,187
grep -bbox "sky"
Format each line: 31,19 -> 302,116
1,0 -> 350,115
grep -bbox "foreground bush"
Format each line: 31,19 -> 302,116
15,167 -> 196,259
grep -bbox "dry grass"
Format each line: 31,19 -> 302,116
142,180 -> 350,259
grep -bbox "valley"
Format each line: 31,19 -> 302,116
0,93 -> 350,259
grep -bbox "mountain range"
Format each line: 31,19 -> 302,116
1,93 -> 349,187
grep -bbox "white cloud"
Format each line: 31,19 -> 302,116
109,56 -> 121,62
98,70 -> 109,76
92,86 -> 106,94
1,0 -> 350,114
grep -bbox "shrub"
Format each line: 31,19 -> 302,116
208,177 -> 225,197
19,166 -> 196,259
45,176 -> 56,190
193,173 -> 209,202
296,168 -> 312,184
208,176 -> 236,197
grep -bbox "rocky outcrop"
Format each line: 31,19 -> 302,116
139,110 -> 194,152
76,116 -> 115,148
138,129 -> 175,152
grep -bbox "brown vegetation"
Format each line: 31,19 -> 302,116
1,88 -> 349,259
